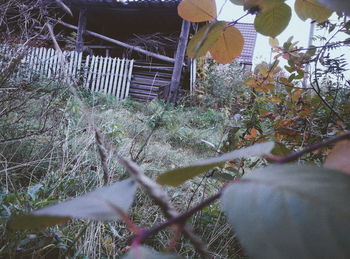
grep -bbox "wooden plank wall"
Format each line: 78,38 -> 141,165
129,60 -> 173,102
0,45 -> 134,100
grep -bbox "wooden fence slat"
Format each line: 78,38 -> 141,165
14,46 -> 23,79
28,47 -> 35,80
37,47 -> 43,79
91,56 -> 99,92
124,59 -> 134,99
32,47 -> 38,77
47,48 -> 52,78
48,48 -> 55,79
43,48 -> 50,78
33,47 -> 40,77
77,51 -> 83,80
21,47 -> 29,79
95,56 -> 103,92
52,49 -> 59,79
40,48 -> 46,77
39,48 -> 46,79
104,57 -> 112,94
34,47 -> 40,77
107,57 -> 115,95
86,55 -> 95,89
1,44 -> 135,100
111,58 -> 120,96
71,51 -> 77,77
83,55 -> 90,88
120,59 -> 129,99
116,58 -> 125,99
100,56 -> 108,93
67,51 -> 74,83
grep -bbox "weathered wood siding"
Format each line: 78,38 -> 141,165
129,61 -> 173,102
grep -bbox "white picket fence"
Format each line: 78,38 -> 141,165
0,45 -> 134,100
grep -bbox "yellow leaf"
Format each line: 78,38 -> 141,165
294,0 -> 332,23
291,89 -> 302,103
244,78 -> 255,86
262,83 -> 276,92
260,67 -> 269,76
178,0 -> 217,22
325,140 -> 350,174
209,26 -> 244,64
271,96 -> 282,103
187,22 -> 226,59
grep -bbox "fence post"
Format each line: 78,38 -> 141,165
76,8 -> 87,53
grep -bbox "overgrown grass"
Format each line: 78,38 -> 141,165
1,86 -> 242,258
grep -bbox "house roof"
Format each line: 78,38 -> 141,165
235,23 -> 257,65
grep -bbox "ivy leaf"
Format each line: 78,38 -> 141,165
209,26 -> 244,64
9,179 -> 137,229
157,142 -> 274,187
178,0 -> 217,22
187,22 -> 226,59
317,0 -> 350,16
122,246 -> 184,259
222,164 -> 350,258
254,2 -> 291,37
325,140 -> 350,174
295,0 -> 332,23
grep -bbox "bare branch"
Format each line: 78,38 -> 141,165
118,157 -> 212,259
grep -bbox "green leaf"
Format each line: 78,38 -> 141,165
10,179 -> 137,229
211,172 -> 235,182
243,0 -> 286,12
9,215 -> 70,230
295,0 -> 332,23
266,142 -> 291,162
317,0 -> 350,16
230,0 -> 244,5
27,183 -> 43,200
187,22 -> 226,59
221,164 -> 350,258
122,246 -> 183,259
254,3 -> 291,37
157,142 -> 275,187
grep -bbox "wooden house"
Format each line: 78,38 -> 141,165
58,0 -> 257,102
2,0 -> 257,102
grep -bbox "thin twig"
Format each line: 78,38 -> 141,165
118,157 -> 212,259
275,132 -> 350,164
134,190 -> 223,245
95,130 -> 110,185
47,23 -> 111,185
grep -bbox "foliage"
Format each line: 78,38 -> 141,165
222,164 -> 350,258
182,60 -> 249,112
2,0 -> 350,259
0,86 -> 235,258
178,0 -> 342,64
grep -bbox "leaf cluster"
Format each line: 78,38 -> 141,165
178,0 -> 348,64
